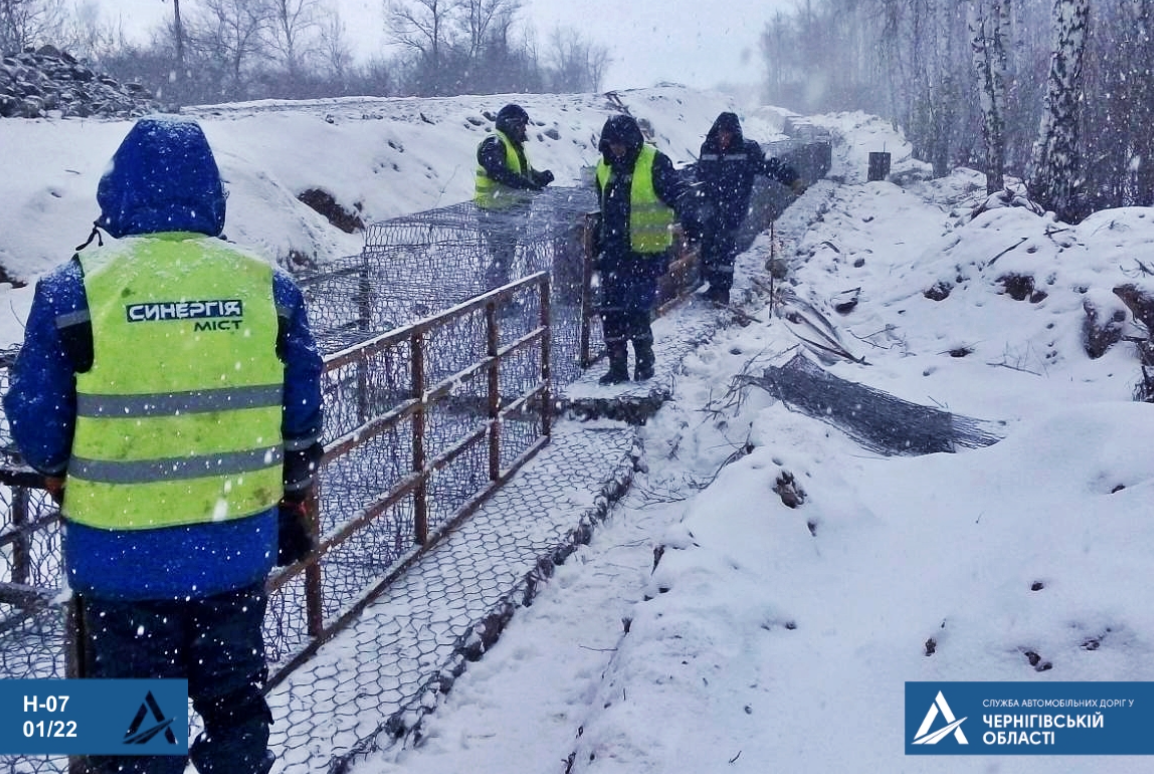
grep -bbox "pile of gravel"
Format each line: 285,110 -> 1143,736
1,45 -> 159,119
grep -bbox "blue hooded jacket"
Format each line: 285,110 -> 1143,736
3,117 -> 324,601
97,118 -> 227,238
697,112 -> 798,231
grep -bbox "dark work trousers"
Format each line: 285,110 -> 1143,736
600,250 -> 663,360
699,221 -> 739,292
478,206 -> 526,291
81,584 -> 273,774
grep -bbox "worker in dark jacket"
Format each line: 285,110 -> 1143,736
696,111 -> 805,305
475,103 -> 554,289
3,117 -> 324,774
594,114 -> 688,384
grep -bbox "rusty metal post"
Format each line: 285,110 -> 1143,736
868,151 -> 891,182
539,277 -> 552,438
10,485 -> 29,585
356,253 -> 372,424
486,302 -> 501,481
412,331 -> 428,544
579,212 -> 597,368
304,486 -> 323,637
64,595 -> 84,679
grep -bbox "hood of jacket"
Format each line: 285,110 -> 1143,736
598,114 -> 645,169
704,111 -> 746,151
495,103 -> 529,144
96,117 -> 226,239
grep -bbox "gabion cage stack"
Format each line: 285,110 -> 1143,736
323,186 -> 601,381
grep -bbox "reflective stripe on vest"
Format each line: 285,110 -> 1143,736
596,145 -> 674,254
68,234 -> 284,530
475,130 -> 533,210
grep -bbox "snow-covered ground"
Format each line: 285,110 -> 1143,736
3,88 -> 1154,772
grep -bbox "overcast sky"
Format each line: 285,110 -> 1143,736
96,0 -> 791,91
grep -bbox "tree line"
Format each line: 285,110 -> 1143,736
760,0 -> 1153,221
1,0 -> 611,105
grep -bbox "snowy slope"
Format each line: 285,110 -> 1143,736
0,87 -> 754,290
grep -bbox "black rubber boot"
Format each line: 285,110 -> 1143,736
633,339 -> 655,381
599,342 -> 630,385
704,285 -> 730,306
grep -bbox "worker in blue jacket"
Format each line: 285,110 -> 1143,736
3,117 -> 323,774
696,111 -> 806,305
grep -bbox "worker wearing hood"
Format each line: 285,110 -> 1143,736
593,114 -> 688,384
475,103 -> 555,290
696,111 -> 805,304
4,116 -> 323,774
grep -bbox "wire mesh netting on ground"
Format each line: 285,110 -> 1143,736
752,353 -> 1006,455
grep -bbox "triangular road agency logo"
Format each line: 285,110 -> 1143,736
912,690 -> 969,745
123,691 -> 178,746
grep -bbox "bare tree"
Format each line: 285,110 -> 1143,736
385,0 -> 458,94
759,11 -> 794,103
544,25 -> 610,93
903,0 -> 971,178
968,0 -> 1010,193
149,0 -> 189,105
467,11 -> 537,93
186,0 -> 274,100
1028,0 -> 1090,221
58,1 -> 124,61
1083,0 -> 1154,208
1124,0 -> 1154,206
586,38 -> 609,91
349,54 -> 394,96
267,0 -> 323,76
318,4 -> 353,81
0,0 -> 67,54
171,0 -> 184,84
456,0 -> 518,60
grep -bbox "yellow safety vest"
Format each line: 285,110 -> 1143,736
596,144 -> 674,253
67,234 -> 284,530
475,130 -> 534,209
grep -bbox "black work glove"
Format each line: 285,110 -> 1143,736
276,497 -> 316,567
588,213 -> 603,259
540,170 -> 555,185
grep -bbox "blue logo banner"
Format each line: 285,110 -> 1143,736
0,679 -> 188,755
906,681 -> 1154,755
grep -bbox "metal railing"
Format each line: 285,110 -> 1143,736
0,274 -> 551,773
262,273 -> 551,686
